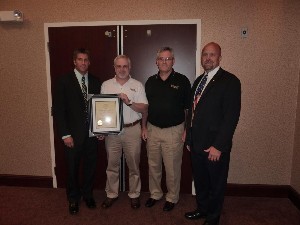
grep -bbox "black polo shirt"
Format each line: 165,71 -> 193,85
145,70 -> 191,128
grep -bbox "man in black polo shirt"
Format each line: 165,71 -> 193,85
143,47 -> 191,211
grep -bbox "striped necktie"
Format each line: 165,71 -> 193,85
193,74 -> 208,109
191,74 -> 208,125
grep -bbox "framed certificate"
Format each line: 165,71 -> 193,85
88,94 -> 123,136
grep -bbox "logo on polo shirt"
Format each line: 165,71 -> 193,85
170,84 -> 179,89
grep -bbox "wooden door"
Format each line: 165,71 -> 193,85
123,24 -> 196,193
48,25 -> 118,189
48,23 -> 196,194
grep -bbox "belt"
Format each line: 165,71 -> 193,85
124,119 -> 141,128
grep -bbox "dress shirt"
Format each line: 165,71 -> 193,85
194,66 -> 220,99
74,69 -> 88,93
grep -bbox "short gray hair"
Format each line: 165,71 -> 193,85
156,47 -> 174,58
114,55 -> 131,67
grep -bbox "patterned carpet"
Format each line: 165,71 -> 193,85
0,186 -> 299,225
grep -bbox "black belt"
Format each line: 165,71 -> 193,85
124,119 -> 141,128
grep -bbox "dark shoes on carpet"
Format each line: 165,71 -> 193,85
185,210 -> 219,225
102,197 -> 140,209
85,198 -> 96,209
145,198 -> 175,211
101,197 -> 118,208
185,210 -> 207,220
163,201 -> 175,211
131,197 -> 140,209
145,198 -> 158,207
69,198 -> 96,215
69,201 -> 79,215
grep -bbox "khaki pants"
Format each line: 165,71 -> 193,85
146,122 -> 184,203
105,124 -> 141,198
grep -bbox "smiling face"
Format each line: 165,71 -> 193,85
201,43 -> 222,72
74,53 -> 90,75
114,57 -> 131,81
156,50 -> 175,74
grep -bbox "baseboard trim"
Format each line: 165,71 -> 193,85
226,183 -> 290,198
226,183 -> 300,210
0,174 -> 53,188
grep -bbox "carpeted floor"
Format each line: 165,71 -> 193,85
0,186 -> 299,225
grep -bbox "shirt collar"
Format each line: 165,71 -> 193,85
205,66 -> 220,79
74,68 -> 88,80
156,69 -> 175,80
113,75 -> 132,84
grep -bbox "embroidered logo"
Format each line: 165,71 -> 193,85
170,84 -> 179,89
130,88 -> 137,92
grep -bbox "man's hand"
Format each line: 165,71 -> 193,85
97,135 -> 105,141
204,146 -> 221,161
63,136 -> 74,148
118,93 -> 130,105
141,127 -> 148,141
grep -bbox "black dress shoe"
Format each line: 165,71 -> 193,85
145,198 -> 158,207
163,201 -> 175,211
101,197 -> 118,208
185,210 -> 207,220
131,197 -> 140,209
69,201 -> 79,215
85,198 -> 96,209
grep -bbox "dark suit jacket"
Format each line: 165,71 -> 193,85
53,71 -> 101,146
186,67 -> 241,153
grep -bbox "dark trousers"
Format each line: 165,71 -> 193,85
191,150 -> 230,222
65,136 -> 98,202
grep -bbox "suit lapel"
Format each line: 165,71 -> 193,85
71,72 -> 85,105
200,68 -> 224,99
87,73 -> 95,94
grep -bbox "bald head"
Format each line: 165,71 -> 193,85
202,42 -> 221,56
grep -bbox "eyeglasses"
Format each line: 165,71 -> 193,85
157,57 -> 173,62
115,65 -> 129,69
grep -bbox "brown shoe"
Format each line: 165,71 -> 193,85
131,197 -> 140,209
101,197 -> 118,208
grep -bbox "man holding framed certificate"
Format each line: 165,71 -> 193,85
100,55 -> 148,209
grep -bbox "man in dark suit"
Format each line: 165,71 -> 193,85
184,42 -> 241,225
53,48 -> 101,215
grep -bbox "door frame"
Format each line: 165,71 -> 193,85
44,19 -> 201,188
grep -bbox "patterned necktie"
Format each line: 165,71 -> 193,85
81,76 -> 88,122
193,74 -> 208,108
191,74 -> 208,125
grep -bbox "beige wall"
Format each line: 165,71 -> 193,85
0,0 -> 299,191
